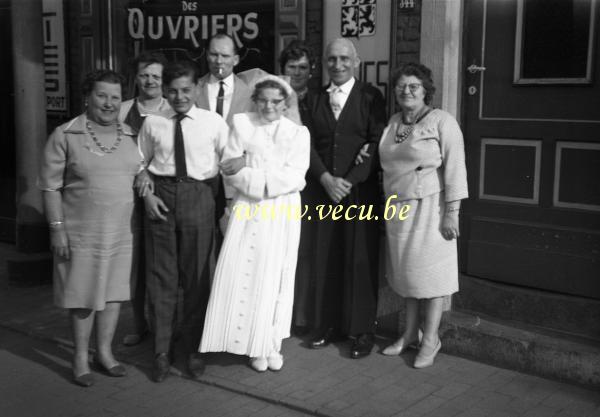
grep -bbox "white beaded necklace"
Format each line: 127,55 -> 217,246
86,120 -> 123,153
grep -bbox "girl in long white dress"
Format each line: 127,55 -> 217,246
199,76 -> 310,372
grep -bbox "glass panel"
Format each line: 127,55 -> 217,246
515,0 -> 595,83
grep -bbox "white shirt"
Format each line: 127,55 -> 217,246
326,77 -> 355,116
138,106 -> 229,180
207,73 -> 234,121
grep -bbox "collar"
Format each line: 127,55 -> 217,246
209,73 -> 234,87
327,77 -> 355,95
172,105 -> 200,121
137,97 -> 169,115
64,113 -> 135,136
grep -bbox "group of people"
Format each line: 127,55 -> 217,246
39,33 -> 467,388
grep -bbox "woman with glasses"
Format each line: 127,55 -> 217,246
200,76 -> 310,372
376,63 -> 468,367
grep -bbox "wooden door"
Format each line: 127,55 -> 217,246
461,0 -> 600,299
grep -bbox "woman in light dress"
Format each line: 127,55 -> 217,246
200,76 -> 310,372
377,63 -> 468,368
39,70 -> 142,386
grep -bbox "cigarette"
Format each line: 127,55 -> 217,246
218,68 -> 223,76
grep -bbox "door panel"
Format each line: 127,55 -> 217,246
461,0 -> 600,299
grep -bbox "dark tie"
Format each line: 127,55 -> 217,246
174,113 -> 187,179
216,81 -> 225,116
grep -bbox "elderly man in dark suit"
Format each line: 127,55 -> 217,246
306,38 -> 386,358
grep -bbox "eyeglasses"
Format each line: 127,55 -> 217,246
255,98 -> 285,106
395,83 -> 422,93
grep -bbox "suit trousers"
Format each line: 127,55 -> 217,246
146,177 -> 215,355
312,189 -> 380,336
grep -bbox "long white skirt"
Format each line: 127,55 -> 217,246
199,192 -> 301,358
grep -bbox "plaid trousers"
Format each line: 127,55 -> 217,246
145,177 -> 215,355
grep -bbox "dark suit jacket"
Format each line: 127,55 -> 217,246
305,79 -> 386,335
307,79 -> 386,189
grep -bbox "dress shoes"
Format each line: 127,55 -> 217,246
382,337 -> 420,356
93,358 -> 127,377
310,328 -> 338,349
350,333 -> 375,359
267,352 -> 284,371
73,372 -> 94,387
152,352 -> 170,383
187,353 -> 206,380
414,338 -> 442,369
250,357 -> 268,372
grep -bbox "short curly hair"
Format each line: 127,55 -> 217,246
391,62 -> 436,105
279,40 -> 316,73
81,70 -> 126,97
130,50 -> 168,74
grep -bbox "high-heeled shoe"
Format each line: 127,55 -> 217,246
93,357 -> 127,377
413,338 -> 442,368
382,338 -> 420,356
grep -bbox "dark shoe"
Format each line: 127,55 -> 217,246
93,358 -> 127,377
310,328 -> 338,349
73,372 -> 94,387
350,333 -> 375,359
122,329 -> 149,346
187,353 -> 205,380
152,352 -> 170,383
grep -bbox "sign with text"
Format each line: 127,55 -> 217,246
42,0 -> 68,113
127,0 -> 275,73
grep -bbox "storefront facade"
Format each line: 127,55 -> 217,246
2,0 -> 599,385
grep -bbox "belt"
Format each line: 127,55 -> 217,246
154,175 -> 220,196
155,175 -> 208,183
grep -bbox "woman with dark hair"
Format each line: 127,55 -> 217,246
39,70 -> 142,386
377,62 -> 468,367
200,76 -> 310,372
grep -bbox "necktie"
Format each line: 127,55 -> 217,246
329,87 -> 342,120
174,113 -> 187,179
216,81 -> 225,117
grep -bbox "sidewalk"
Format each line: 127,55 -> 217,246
1,242 -> 599,417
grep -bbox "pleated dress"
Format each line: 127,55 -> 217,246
39,114 -> 142,310
200,113 -> 310,358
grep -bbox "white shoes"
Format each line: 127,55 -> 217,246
250,357 -> 268,372
250,353 -> 284,372
382,338 -> 419,356
267,352 -> 283,371
414,338 -> 442,368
